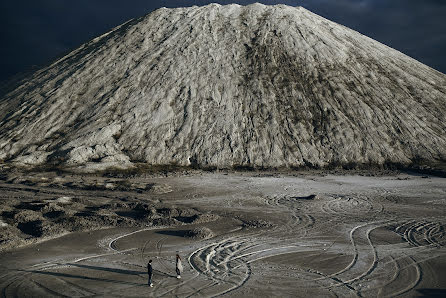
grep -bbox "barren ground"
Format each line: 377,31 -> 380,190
0,168 -> 445,297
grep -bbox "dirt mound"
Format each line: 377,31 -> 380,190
185,227 -> 214,240
1,4 -> 445,170
190,213 -> 220,224
0,175 -> 219,251
242,219 -> 275,229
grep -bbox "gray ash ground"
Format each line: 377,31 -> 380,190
0,169 -> 219,251
0,167 -> 445,297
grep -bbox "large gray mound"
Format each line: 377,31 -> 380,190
0,3 -> 445,170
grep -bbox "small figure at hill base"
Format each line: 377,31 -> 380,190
176,254 -> 183,279
147,259 -> 153,287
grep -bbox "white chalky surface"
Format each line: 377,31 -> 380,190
0,3 -> 445,169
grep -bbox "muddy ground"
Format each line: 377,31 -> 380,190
0,168 -> 445,297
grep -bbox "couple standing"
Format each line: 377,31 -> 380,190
147,254 -> 183,287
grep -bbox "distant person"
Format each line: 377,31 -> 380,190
147,259 -> 153,287
176,254 -> 183,279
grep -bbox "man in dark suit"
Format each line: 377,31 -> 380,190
147,259 -> 153,287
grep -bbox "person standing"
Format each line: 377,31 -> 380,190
147,259 -> 153,287
176,254 -> 183,279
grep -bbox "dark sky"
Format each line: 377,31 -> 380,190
1,0 -> 445,84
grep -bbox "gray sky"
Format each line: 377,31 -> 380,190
1,0 -> 445,84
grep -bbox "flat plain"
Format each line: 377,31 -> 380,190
1,168 -> 445,297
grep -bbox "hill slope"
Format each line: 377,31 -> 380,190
1,3 -> 445,170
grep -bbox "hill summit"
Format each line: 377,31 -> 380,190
1,3 -> 445,170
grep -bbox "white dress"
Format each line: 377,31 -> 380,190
176,258 -> 183,273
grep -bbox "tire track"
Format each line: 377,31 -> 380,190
314,221 -> 392,286
395,220 -> 446,248
384,256 -> 421,297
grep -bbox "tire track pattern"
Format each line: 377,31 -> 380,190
188,236 -> 308,297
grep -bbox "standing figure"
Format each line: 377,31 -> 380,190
147,259 -> 153,287
176,254 -> 183,279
